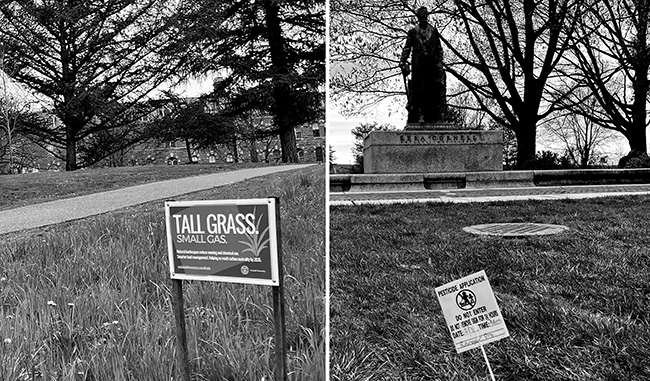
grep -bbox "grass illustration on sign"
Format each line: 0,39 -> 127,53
239,208 -> 271,257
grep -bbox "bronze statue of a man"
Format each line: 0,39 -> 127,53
399,6 -> 447,124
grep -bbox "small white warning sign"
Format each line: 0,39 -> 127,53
435,270 -> 509,353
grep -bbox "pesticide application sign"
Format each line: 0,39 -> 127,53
435,270 -> 509,353
165,199 -> 279,286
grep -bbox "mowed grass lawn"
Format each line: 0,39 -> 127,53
0,162 -> 270,211
0,165 -> 325,381
330,196 -> 650,381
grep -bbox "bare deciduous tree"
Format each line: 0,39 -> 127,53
560,0 -> 650,158
544,105 -> 618,168
444,0 -> 587,166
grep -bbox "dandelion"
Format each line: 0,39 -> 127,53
102,322 -> 111,327
3,338 -> 11,345
0,277 -> 6,282
112,320 -> 119,325
47,300 -> 56,307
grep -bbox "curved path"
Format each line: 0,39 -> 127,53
0,164 -> 314,235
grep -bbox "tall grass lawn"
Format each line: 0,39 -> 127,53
0,165 -> 325,381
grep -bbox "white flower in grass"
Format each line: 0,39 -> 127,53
112,320 -> 119,325
47,300 -> 56,307
102,322 -> 111,327
3,338 -> 11,345
67,303 -> 75,308
0,277 -> 6,282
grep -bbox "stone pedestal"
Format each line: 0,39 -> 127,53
363,126 -> 503,174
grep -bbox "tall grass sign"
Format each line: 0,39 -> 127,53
165,199 -> 279,285
165,198 -> 286,381
436,270 -> 509,380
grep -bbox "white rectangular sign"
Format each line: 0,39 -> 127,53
435,270 -> 509,353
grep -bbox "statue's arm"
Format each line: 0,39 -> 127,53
433,28 -> 444,70
399,30 -> 413,75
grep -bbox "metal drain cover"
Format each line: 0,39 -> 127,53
463,223 -> 569,237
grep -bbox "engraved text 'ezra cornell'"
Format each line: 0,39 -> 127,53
399,133 -> 486,144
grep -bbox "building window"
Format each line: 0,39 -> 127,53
312,127 -> 320,137
226,153 -> 234,163
296,129 -> 303,139
208,155 -> 216,163
297,149 -> 304,161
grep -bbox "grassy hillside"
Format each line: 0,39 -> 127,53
0,165 -> 325,381
330,196 -> 650,380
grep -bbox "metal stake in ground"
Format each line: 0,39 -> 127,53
167,198 -> 191,381
272,197 -> 287,381
472,325 -> 496,381
171,279 -> 191,381
480,343 -> 496,381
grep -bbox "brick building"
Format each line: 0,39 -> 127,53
124,118 -> 326,166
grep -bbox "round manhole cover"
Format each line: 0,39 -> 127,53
463,223 -> 569,237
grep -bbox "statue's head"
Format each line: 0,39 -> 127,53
416,6 -> 429,25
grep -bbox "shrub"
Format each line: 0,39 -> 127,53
625,155 -> 650,168
520,151 -> 575,170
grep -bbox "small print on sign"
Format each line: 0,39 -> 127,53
435,270 -> 509,353
165,198 -> 279,286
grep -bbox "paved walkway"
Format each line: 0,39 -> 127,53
0,164 -> 313,235
330,183 -> 650,205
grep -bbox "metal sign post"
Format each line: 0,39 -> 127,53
171,279 -> 191,381
272,197 -> 287,380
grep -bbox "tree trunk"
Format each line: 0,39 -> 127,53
625,126 -> 647,153
185,137 -> 193,164
580,151 -> 589,168
65,125 -> 77,171
515,125 -> 537,168
631,2 -> 649,155
5,113 -> 13,173
280,128 -> 298,163
249,139 -> 259,162
231,137 -> 239,163
263,0 -> 298,163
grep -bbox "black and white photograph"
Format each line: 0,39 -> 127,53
3,0 -> 650,380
